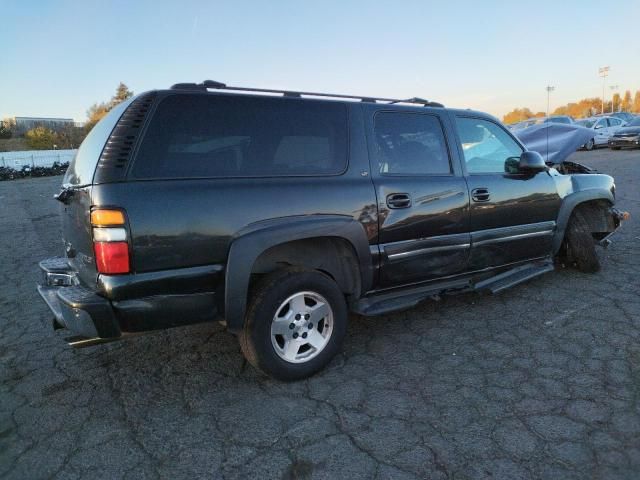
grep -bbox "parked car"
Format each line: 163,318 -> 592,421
608,112 -> 635,124
508,119 -> 537,131
575,116 -> 626,150
541,115 -> 574,125
608,116 -> 640,150
37,81 -> 627,380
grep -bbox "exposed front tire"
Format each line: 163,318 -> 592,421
585,138 -> 595,151
239,269 -> 347,381
565,211 -> 600,273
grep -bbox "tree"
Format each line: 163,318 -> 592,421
25,127 -> 58,150
502,107 -> 535,124
622,90 -> 632,112
612,93 -> 621,112
110,82 -> 133,108
634,91 -> 640,114
84,83 -> 134,132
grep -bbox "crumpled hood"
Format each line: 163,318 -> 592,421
614,127 -> 640,136
513,123 -> 594,164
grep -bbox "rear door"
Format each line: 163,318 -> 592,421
366,107 -> 470,288
593,118 -> 609,145
452,115 -> 561,270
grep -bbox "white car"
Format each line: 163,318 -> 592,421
575,116 -> 626,150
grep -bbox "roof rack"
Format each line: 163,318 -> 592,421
170,80 -> 444,107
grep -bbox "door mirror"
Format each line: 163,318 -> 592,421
518,151 -> 547,172
594,123 -> 604,130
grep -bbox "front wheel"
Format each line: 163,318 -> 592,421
239,269 -> 348,381
585,138 -> 595,151
565,211 -> 600,273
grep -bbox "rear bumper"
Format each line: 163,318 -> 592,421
37,258 -> 121,344
37,257 -> 221,346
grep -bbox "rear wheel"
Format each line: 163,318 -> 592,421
565,211 -> 600,273
239,269 -> 347,381
585,138 -> 595,151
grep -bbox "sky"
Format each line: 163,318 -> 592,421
2,0 -> 640,122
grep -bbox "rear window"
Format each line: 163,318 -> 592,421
131,94 -> 348,178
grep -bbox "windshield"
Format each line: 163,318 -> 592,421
576,119 -> 595,128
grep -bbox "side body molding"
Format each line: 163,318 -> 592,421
224,215 -> 373,332
552,188 -> 613,254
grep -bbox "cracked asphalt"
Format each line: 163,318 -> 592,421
1,149 -> 639,479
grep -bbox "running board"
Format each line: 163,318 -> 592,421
353,259 -> 554,316
473,260 -> 554,294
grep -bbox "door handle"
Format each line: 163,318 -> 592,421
471,188 -> 490,202
386,193 -> 412,209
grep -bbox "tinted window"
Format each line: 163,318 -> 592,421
455,117 -> 523,174
373,112 -> 451,175
132,94 -> 347,178
595,119 -> 607,129
608,118 -> 621,126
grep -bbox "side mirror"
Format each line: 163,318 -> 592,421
594,124 -> 603,130
518,151 -> 547,172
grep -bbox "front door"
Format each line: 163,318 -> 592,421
367,109 -> 471,288
452,115 -> 562,270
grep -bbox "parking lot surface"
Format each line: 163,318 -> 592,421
1,149 -> 639,479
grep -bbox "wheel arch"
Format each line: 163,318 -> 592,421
553,189 -> 614,254
224,215 -> 372,333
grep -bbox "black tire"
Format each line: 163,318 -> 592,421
239,269 -> 348,381
585,138 -> 595,151
565,211 -> 600,273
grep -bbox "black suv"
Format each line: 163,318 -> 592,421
38,81 -> 627,380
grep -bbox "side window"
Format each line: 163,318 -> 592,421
595,119 -> 607,129
608,118 -> 620,127
131,94 -> 347,178
373,112 -> 451,175
454,117 -> 523,174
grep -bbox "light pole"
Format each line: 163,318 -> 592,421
599,66 -> 610,114
609,85 -> 619,113
546,85 -> 555,117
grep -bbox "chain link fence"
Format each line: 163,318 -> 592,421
0,150 -> 76,181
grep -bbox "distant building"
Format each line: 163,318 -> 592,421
11,117 -> 75,135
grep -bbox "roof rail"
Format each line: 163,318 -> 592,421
169,80 -> 444,107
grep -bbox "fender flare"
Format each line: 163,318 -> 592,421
224,215 -> 373,332
552,188 -> 613,254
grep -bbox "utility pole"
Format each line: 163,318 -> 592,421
546,85 -> 555,117
599,66 -> 610,114
609,85 -> 619,113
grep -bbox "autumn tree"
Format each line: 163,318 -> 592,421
25,127 -> 58,150
502,108 -> 535,124
621,90 -> 632,112
84,82 -> 134,132
634,91 -> 640,113
612,93 -> 621,112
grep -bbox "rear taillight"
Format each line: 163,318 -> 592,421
91,208 -> 130,275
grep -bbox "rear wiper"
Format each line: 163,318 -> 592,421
54,186 -> 76,204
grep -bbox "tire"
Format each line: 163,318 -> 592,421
565,211 -> 600,273
611,146 -> 621,151
585,138 -> 595,151
239,269 -> 348,381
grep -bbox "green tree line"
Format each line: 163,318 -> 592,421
503,89 -> 640,124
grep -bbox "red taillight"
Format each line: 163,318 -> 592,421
94,241 -> 130,274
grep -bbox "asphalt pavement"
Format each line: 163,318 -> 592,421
1,149 -> 639,479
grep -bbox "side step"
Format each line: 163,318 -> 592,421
353,278 -> 472,316
353,259 -> 555,317
473,260 -> 554,294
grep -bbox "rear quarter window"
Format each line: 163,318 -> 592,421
131,94 -> 348,179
